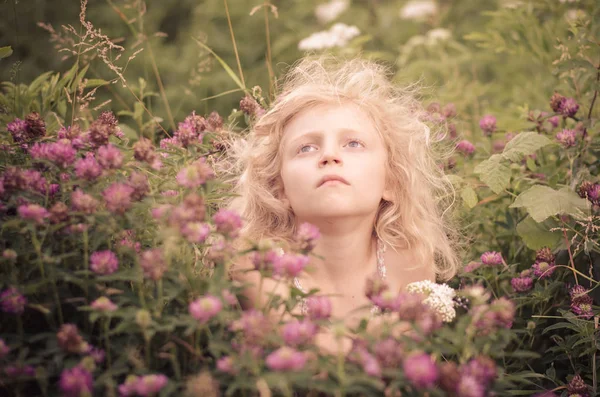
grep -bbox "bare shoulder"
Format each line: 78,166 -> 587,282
384,246 -> 436,291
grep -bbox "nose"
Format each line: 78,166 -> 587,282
318,144 -> 343,168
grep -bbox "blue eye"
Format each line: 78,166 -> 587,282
298,144 -> 317,153
346,139 -> 364,148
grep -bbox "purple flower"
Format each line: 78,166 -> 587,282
160,137 -> 182,149
21,169 -> 48,194
480,251 -> 503,266
295,222 -> 321,251
17,204 -> 49,225
59,366 -> 93,397
212,209 -> 242,238
560,97 -> 579,118
456,375 -> 485,397
71,190 -> 99,214
567,374 -> 589,396
274,253 -> 310,278
356,348 -> 381,377
511,276 -> 533,292
102,182 -> 134,214
371,290 -> 403,312
463,261 -> 482,273
403,353 -> 438,389
139,249 -> 168,281
74,156 -> 103,181
216,356 -> 236,374
181,222 -> 211,244
0,338 -> 10,359
30,140 -> 77,168
128,172 -> 150,201
306,296 -> 332,320
4,364 -> 35,377
134,374 -> 168,396
189,295 -> 222,323
456,140 -> 475,156
281,319 -> 318,346
221,289 -> 238,306
96,144 -> 123,170
479,115 -> 497,135
569,286 -> 594,319
229,309 -> 271,344
532,261 -> 556,279
0,287 -> 26,314
91,296 -> 118,312
87,346 -> 105,364
7,118 -> 28,143
118,375 -> 140,397
556,128 -> 577,148
176,158 -> 214,188
265,347 -> 307,371
461,356 -> 497,386
90,250 -> 119,275
547,115 -> 560,128
250,249 -> 279,273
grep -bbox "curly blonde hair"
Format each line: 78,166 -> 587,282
226,55 -> 461,281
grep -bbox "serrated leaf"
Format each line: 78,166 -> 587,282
502,131 -> 552,162
474,154 -> 511,194
0,46 -> 13,59
510,186 -> 589,222
516,216 -> 561,250
461,186 -> 478,208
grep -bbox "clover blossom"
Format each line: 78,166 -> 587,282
212,209 -> 242,238
307,296 -> 333,320
556,129 -> 577,148
91,296 -> 118,313
189,295 -> 222,323
456,140 -> 475,156
403,352 -> 438,389
96,144 -> 123,169
74,155 -> 103,181
59,366 -> 93,397
295,222 -> 321,252
90,250 -> 119,275
139,248 -> 168,281
17,204 -> 49,225
479,115 -> 497,135
102,182 -> 134,214
281,319 -> 318,346
266,347 -> 307,371
480,251 -> 503,266
0,287 -> 27,314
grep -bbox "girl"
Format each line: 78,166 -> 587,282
227,55 -> 461,337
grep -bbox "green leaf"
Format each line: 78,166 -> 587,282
502,131 -> 552,162
461,186 -> 479,208
474,154 -> 511,194
516,216 -> 562,250
85,79 -> 109,88
510,185 -> 590,222
0,46 -> 13,59
192,37 -> 245,90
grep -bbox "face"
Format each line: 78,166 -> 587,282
279,102 -> 392,225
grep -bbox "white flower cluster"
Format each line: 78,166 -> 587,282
298,23 -> 360,51
406,280 -> 456,322
404,28 -> 451,48
399,0 -> 438,20
315,0 -> 349,24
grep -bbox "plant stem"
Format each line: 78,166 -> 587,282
263,4 -> 275,99
562,228 -> 578,285
223,0 -> 245,88
104,318 -> 112,370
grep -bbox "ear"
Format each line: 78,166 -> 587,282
382,186 -> 394,203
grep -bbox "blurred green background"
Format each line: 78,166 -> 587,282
0,0 -> 596,134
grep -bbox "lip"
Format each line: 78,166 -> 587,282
317,174 -> 350,187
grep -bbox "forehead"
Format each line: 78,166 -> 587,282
281,102 -> 380,144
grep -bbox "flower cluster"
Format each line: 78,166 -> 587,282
406,280 -> 457,322
550,92 -> 579,118
569,285 -> 594,319
298,23 -> 360,51
118,374 -> 168,396
315,0 -> 349,24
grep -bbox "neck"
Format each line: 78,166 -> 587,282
298,216 -> 378,290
